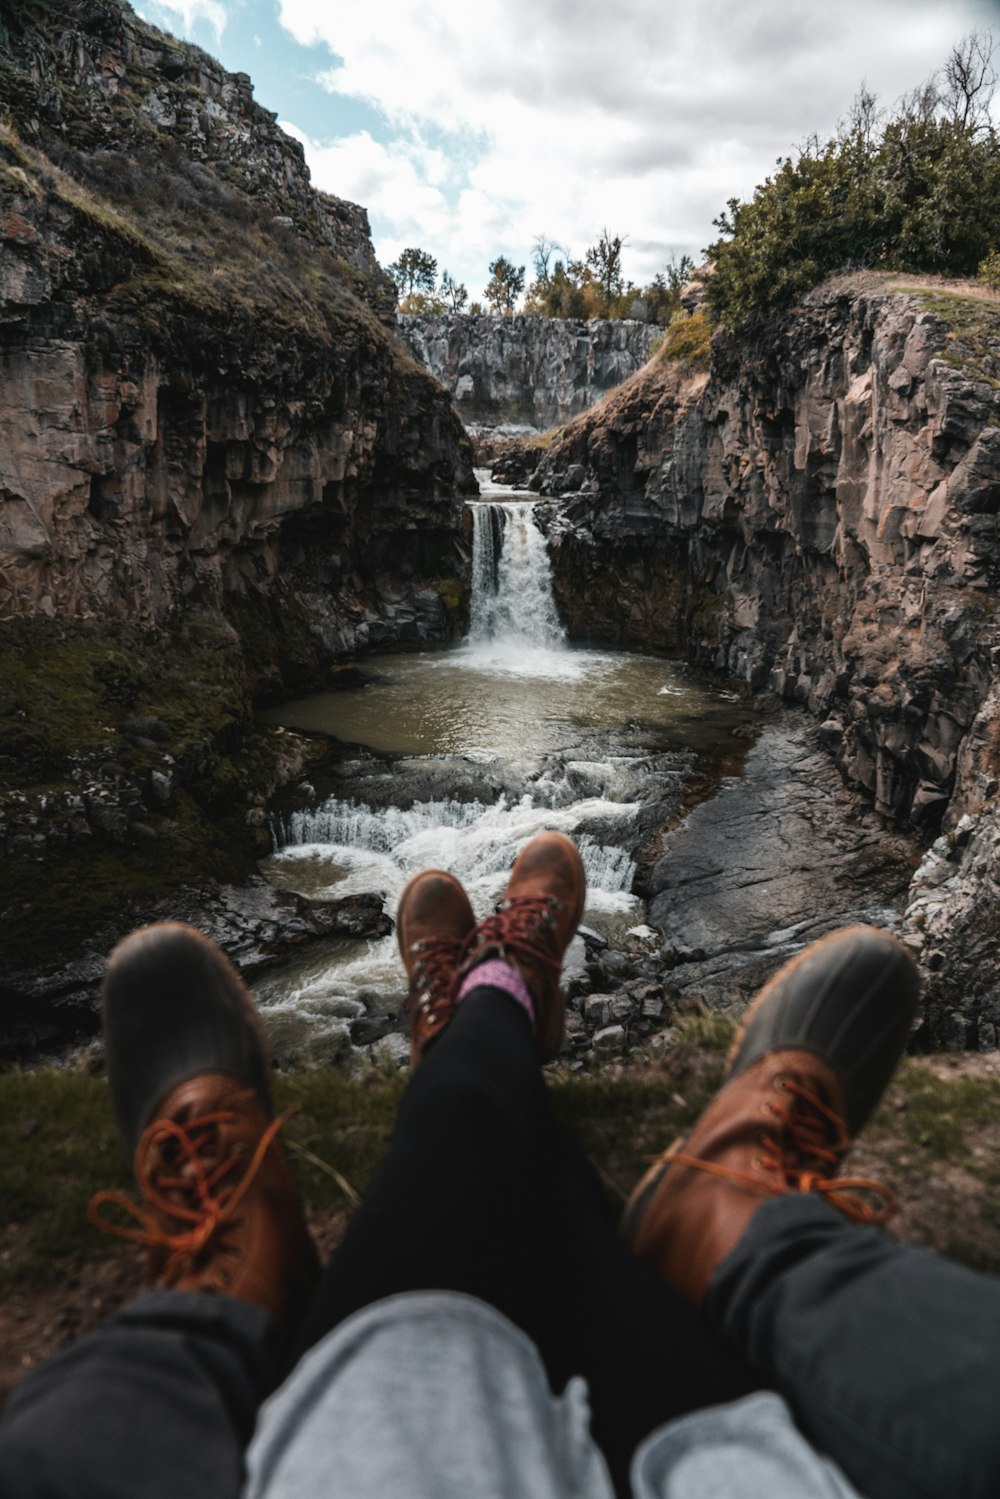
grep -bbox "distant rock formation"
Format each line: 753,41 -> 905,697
399,313 -> 659,429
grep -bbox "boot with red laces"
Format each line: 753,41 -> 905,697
89,923 -> 319,1330
624,925 -> 920,1306
396,869 -> 476,1066
460,831 -> 586,1061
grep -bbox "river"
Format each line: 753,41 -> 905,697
253,473 -> 758,1063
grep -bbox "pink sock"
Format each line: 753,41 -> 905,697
457,958 -> 536,1028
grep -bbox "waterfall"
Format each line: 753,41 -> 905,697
272,790 -> 638,914
467,502 -> 565,653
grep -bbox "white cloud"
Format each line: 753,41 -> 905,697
145,0 -> 230,40
276,0 -> 998,295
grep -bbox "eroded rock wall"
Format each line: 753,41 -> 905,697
536,288 -> 1000,828
529,285 -> 1000,1044
399,313 -> 659,429
0,1 -> 474,988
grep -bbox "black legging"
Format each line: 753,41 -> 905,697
293,985 -> 760,1493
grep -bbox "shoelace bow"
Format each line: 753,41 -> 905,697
89,1103 -> 297,1282
668,1078 -> 897,1225
469,894 -> 563,975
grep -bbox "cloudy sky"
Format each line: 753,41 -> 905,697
133,0 -> 997,302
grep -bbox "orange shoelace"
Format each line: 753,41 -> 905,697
89,1104 -> 297,1282
668,1079 -> 898,1225
409,935 -> 470,1021
470,894 -> 563,975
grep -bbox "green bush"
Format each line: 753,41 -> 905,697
707,75 -> 1000,330
979,249 -> 1000,291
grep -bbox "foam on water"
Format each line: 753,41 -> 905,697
270,791 -> 639,919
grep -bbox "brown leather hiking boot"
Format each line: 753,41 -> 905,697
460,831 -> 586,1061
624,925 -> 920,1307
89,923 -> 319,1329
396,869 -> 476,1065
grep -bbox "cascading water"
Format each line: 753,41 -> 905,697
255,469 -> 752,1062
467,501 -> 565,653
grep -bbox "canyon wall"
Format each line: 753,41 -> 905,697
525,282 -> 1000,1043
399,312 -> 659,429
0,0 -> 474,991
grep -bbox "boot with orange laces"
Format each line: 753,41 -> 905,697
89,922 -> 319,1334
624,924 -> 920,1307
457,830 -> 586,1060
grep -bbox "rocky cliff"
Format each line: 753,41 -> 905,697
399,313 -> 659,429
525,278 -> 1000,1043
0,0 -> 474,997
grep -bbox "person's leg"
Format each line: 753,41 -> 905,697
295,840 -> 759,1494
709,1194 -> 1000,1499
622,925 -> 1000,1499
0,924 -> 319,1499
0,1291 -> 275,1499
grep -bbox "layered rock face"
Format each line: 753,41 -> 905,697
399,313 -> 659,429
528,284 -> 1000,1043
0,0 -> 474,985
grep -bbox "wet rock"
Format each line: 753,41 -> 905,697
351,1014 -> 398,1047
592,1023 -> 627,1054
368,1034 -> 410,1070
582,994 -> 617,1029
304,893 -> 392,940
647,718 -> 919,1018
562,964 -> 591,1001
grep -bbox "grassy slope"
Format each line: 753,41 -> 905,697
5,1020 -> 1000,1300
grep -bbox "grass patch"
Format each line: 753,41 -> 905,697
0,1015 -> 730,1292
657,310 -> 712,371
892,1062 -> 1000,1161
6,1046 -> 1000,1298
907,289 -> 1000,390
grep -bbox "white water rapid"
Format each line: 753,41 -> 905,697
256,471 -> 747,1062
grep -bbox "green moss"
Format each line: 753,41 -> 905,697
0,620 -> 265,965
911,290 -> 1000,388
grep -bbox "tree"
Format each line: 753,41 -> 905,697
484,256 -> 526,314
640,254 -> 695,325
440,269 -> 468,313
387,247 -> 438,298
585,229 -> 628,315
940,30 -> 996,132
531,233 -> 562,282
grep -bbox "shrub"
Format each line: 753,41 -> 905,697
706,37 -> 1000,331
979,249 -> 1000,291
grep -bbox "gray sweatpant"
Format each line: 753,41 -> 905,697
244,1290 -> 863,1499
